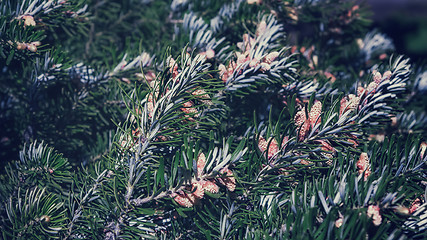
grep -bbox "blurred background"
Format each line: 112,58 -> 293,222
368,0 -> 427,62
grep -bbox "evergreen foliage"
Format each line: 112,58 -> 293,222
1,0 -> 426,239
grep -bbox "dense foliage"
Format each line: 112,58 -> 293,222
1,0 -> 426,239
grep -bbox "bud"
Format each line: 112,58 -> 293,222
318,139 -> 334,152
192,89 -> 212,105
168,57 -> 179,79
258,136 -> 279,160
335,217 -> 343,228
147,93 -> 155,118
247,0 -> 262,5
286,7 -> 298,21
197,153 -> 206,177
352,5 -> 360,11
256,20 -> 267,36
264,52 -> 279,63
205,49 -> 215,59
16,42 -> 27,50
236,53 -> 247,65
40,215 -> 51,222
367,205 -> 382,226
357,87 -> 365,97
373,71 -> 382,84
356,38 -> 364,49
192,181 -> 205,199
347,94 -> 360,111
173,192 -> 195,208
31,41 -> 41,47
218,64 -> 228,82
203,180 -> 219,194
23,15 -> 36,26
299,159 -> 312,165
379,53 -> 387,60
312,55 -> 318,67
366,82 -> 378,93
181,101 -> 198,117
357,153 -> 368,169
394,205 -> 410,215
121,77 -> 130,84
184,52 -> 191,65
27,44 -> 37,52
168,57 -> 176,69
294,109 -> 306,126
236,42 -> 244,51
218,168 -> 236,192
291,45 -> 298,54
249,58 -> 259,68
390,116 -> 397,127
298,120 -> 310,141
339,97 -> 348,116
347,139 -> 358,148
144,71 -> 156,83
260,62 -> 270,71
324,71 -> 336,83
309,101 -> 322,127
409,198 -> 421,214
294,109 -> 310,141
357,152 -> 371,180
382,71 -> 392,81
420,142 -> 427,159
242,34 -> 250,44
132,128 -> 141,138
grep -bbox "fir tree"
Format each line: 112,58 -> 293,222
1,0 -> 426,239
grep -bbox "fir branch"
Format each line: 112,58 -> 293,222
396,111 -> 427,134
108,52 -> 154,77
210,0 -> 245,33
181,12 -> 231,61
4,187 -> 67,239
251,56 -> 412,191
221,15 -> 298,94
103,50 -> 222,237
359,30 -> 395,62
171,0 -> 189,12
11,0 -> 88,19
64,167 -> 108,240
1,1 -> 426,239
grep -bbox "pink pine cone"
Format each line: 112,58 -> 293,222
173,192 -> 195,208
197,152 -> 206,177
258,136 -> 279,160
367,205 -> 382,226
203,180 -> 219,194
218,168 -> 236,192
357,152 -> 371,180
192,181 -> 205,199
